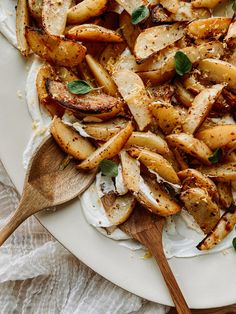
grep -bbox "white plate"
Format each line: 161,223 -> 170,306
1,34 -> 236,309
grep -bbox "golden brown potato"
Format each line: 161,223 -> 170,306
134,23 -> 185,63
67,0 -> 108,24
78,122 -> 133,170
180,187 -> 220,234
66,24 -> 123,42
197,205 -> 236,250
192,0 -> 224,9
25,27 -> 87,67
198,162 -> 236,182
85,54 -> 118,97
120,150 -> 141,193
174,80 -> 194,108
51,117 -> 95,160
55,67 -> 79,84
160,0 -> 179,13
225,13 -> 236,46
114,0 -> 147,15
149,102 -> 182,134
28,0 -> 42,20
99,43 -> 127,74
128,147 -> 180,184
196,125 -> 236,150
182,84 -> 225,134
113,70 -> 152,131
186,17 -> 231,40
182,75 -> 205,94
217,182 -> 233,210
119,11 -> 141,52
42,0 -> 71,35
46,80 -> 123,120
16,0 -> 30,57
198,59 -> 236,93
166,133 -> 213,165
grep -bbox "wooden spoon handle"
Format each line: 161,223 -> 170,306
138,227 -> 191,314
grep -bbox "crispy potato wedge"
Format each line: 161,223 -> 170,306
198,162 -> 236,182
51,117 -> 95,160
167,133 -> 212,165
139,41 -> 224,85
85,54 -> 118,97
66,24 -> 123,42
186,17 -> 231,40
178,168 -> 219,202
42,0 -> 71,36
152,2 -> 210,23
78,122 -> 133,170
99,43 -> 127,74
196,125 -> 236,150
67,0 -> 108,24
182,84 -> 225,134
102,193 -> 136,225
25,27 -> 87,66
120,150 -> 141,193
217,182 -> 233,210
83,118 -> 128,141
114,0 -> 147,15
197,205 -> 236,250
192,0 -> 223,9
225,13 -> 236,45
180,187 -> 220,234
36,64 -> 65,117
113,70 -> 152,131
198,59 -> 236,93
128,147 -> 180,184
119,11 -> 141,52
134,23 -> 185,63
16,0 -> 30,57
182,75 -> 205,94
149,102 -> 182,134
55,67 -> 79,84
46,80 -> 123,120
28,0 -> 42,20
137,176 -> 181,216
174,80 -> 194,108
125,131 -> 171,156
160,0 -> 179,14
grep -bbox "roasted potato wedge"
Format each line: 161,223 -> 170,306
198,59 -> 236,93
182,84 -> 225,134
192,0 -> 223,9
186,17 -> 231,40
42,0 -> 71,36
46,80 -> 123,120
180,187 -> 220,234
125,131 -> 171,156
198,162 -> 236,182
67,0 -> 108,24
66,24 -> 123,42
149,102 -> 182,134
160,0 -> 179,14
102,193 -> 136,225
119,11 -> 141,52
99,43 -> 127,74
225,14 -> 236,46
167,133 -> 212,165
25,27 -> 87,67
196,125 -> 236,150
120,150 -> 141,193
51,117 -> 95,160
78,122 -> 133,170
174,80 -> 194,108
197,205 -> 236,250
182,75 -> 205,94
16,0 -> 30,57
217,182 -> 233,210
28,0 -> 42,20
83,118 -> 128,141
152,2 -> 210,23
134,23 -> 185,63
85,54 -> 118,97
113,70 -> 152,131
128,147 -> 180,184
114,0 -> 147,15
55,67 -> 79,84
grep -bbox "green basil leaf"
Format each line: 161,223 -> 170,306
67,80 -> 93,95
131,5 -> 150,25
231,0 -> 236,11
208,148 -> 223,164
232,237 -> 236,250
174,51 -> 192,76
100,160 -> 118,177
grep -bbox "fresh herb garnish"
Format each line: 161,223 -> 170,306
100,160 -> 118,177
174,51 -> 192,76
208,148 -> 223,164
67,80 -> 93,95
231,0 -> 236,11
232,237 -> 236,250
131,5 -> 150,25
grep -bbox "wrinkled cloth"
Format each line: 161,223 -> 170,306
0,160 -> 169,314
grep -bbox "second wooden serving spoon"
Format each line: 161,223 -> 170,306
0,135 -> 96,246
120,205 -> 191,314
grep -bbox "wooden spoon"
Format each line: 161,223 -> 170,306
0,136 -> 96,246
120,205 -> 191,314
